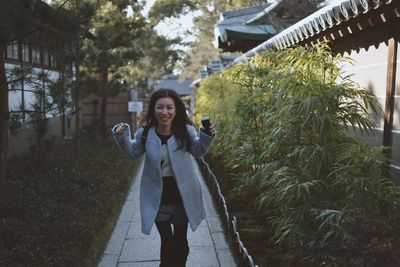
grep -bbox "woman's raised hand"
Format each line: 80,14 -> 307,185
201,121 -> 216,136
208,122 -> 216,136
114,123 -> 129,135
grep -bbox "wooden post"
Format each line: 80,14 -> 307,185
0,43 -> 9,188
382,38 -> 398,177
74,63 -> 80,142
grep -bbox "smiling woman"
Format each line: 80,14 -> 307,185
154,97 -> 176,130
112,88 -> 216,267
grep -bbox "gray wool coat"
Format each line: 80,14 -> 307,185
112,124 -> 214,235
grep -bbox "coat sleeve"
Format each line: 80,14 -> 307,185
111,124 -> 145,160
186,124 -> 214,158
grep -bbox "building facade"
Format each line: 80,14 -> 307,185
5,1 -> 76,156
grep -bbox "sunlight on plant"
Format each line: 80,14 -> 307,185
195,43 -> 400,265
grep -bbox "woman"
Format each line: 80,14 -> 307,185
112,89 -> 216,267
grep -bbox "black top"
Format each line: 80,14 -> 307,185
156,132 -> 171,145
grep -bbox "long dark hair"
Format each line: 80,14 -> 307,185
140,89 -> 193,151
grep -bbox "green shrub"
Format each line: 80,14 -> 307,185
0,134 -> 137,266
196,43 -> 400,265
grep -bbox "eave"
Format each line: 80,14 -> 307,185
233,0 -> 400,64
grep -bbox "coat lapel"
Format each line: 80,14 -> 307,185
148,127 -> 158,143
167,134 -> 178,152
147,127 -> 161,165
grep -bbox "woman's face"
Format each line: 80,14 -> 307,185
154,97 -> 176,128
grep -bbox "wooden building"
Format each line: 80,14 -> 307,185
215,0 -> 323,53
233,0 -> 400,181
4,0 -> 76,156
215,3 -> 280,52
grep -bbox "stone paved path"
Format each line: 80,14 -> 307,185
98,158 -> 237,267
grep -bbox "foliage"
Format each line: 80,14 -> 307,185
7,66 -> 69,151
151,0 -> 325,80
73,0 -> 182,129
196,43 -> 400,265
148,0 -> 197,25
48,75 -> 74,119
0,134 -> 137,267
0,0 -> 39,188
7,63 -> 78,150
79,0 -> 145,93
118,30 -> 182,86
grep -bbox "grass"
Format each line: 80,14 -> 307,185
0,133 -> 138,267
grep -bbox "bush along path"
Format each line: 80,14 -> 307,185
204,154 -> 284,267
195,43 -> 400,266
0,134 -> 138,267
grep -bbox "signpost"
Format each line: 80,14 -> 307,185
128,101 -> 143,113
129,89 -> 142,133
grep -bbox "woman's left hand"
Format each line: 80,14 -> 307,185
201,122 -> 216,136
208,122 -> 216,136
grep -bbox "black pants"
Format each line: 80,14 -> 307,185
155,221 -> 189,267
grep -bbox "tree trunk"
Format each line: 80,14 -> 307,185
75,64 -> 80,142
0,43 -> 9,188
61,73 -> 66,138
61,109 -> 65,138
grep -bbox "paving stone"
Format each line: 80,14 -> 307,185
207,217 -> 223,233
126,190 -> 135,201
188,224 -> 213,247
119,200 -> 136,222
187,246 -> 219,267
118,261 -> 159,267
126,185 -> 140,201
98,254 -> 118,267
201,191 -> 219,219
126,221 -> 144,239
119,238 -> 160,262
132,206 -> 141,222
127,221 -> 159,239
211,232 -> 230,249
104,221 -> 130,255
217,248 -> 237,267
98,158 -> 238,267
204,202 -> 219,218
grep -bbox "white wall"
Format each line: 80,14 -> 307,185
7,64 -> 61,113
342,41 -> 400,181
6,63 -> 76,156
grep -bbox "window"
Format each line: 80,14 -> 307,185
22,43 -> 30,63
42,47 -> 49,66
32,46 -> 41,65
6,41 -> 19,60
49,47 -> 56,67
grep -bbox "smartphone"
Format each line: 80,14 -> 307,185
201,116 -> 211,129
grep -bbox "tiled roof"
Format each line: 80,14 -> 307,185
233,0 -> 400,64
246,1 -> 280,25
221,4 -> 270,19
152,75 -> 193,96
215,2 -> 281,51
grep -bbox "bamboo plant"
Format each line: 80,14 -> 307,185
196,43 -> 400,266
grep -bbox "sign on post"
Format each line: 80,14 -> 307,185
128,101 -> 143,113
